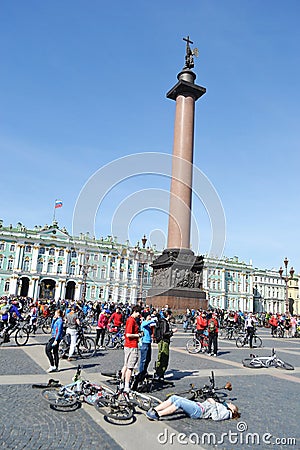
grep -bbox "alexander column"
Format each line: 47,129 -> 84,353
148,37 -> 208,312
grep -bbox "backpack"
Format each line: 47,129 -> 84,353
208,319 -> 216,332
154,318 -> 165,343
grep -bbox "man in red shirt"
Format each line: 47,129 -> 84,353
207,312 -> 219,357
107,306 -> 123,330
121,305 -> 141,392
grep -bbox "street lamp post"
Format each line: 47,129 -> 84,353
279,257 -> 294,315
133,235 -> 154,304
79,254 -> 91,303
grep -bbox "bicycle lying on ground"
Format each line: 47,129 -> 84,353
242,348 -> 294,370
235,330 -> 262,348
41,365 -> 115,411
0,320 -> 29,346
166,371 -> 232,403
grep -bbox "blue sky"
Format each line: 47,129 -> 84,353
0,0 -> 299,272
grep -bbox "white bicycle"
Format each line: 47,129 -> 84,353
242,348 -> 294,370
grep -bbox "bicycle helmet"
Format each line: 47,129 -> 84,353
104,309 -> 111,314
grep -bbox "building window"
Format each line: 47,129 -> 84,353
91,286 -> 96,299
10,244 -> 15,251
0,257 -> 3,269
7,258 -> 13,270
92,266 -> 97,278
111,257 -> 116,263
69,263 -> 75,275
102,255 -> 107,262
47,261 -> 54,273
128,269 -> 132,280
25,245 -> 32,253
57,262 -> 63,274
0,243 -> 5,251
37,259 -> 43,273
39,247 -> 45,254
59,249 -> 64,256
71,250 -> 77,258
4,280 -> 10,292
49,248 -> 55,256
100,268 -> 106,279
99,287 -> 104,298
23,258 -> 30,271
94,254 -> 99,261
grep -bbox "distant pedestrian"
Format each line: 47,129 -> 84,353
207,312 -> 219,356
45,309 -> 64,372
95,309 -> 110,349
121,306 -> 141,392
154,309 -> 177,379
66,305 -> 81,360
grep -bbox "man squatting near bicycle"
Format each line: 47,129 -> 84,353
146,396 -> 240,421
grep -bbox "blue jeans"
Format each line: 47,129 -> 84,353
169,395 -> 203,419
139,342 -> 151,375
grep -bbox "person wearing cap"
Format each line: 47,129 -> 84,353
95,309 -> 110,349
146,395 -> 240,421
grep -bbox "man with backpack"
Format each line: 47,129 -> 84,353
207,312 -> 219,357
154,309 -> 177,380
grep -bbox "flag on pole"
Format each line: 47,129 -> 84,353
55,200 -> 63,209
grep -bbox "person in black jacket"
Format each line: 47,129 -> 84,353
154,309 -> 177,380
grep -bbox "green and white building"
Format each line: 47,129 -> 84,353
0,219 -> 155,304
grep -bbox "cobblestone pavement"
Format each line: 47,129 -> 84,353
0,327 -> 299,450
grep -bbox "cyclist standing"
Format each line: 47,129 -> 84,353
121,305 -> 141,392
207,312 -> 219,356
196,311 -> 208,350
66,305 -> 81,361
244,313 -> 256,348
45,309 -> 64,372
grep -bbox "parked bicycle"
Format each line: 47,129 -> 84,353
186,331 -> 209,354
166,371 -> 232,403
235,330 -> 262,348
0,320 -> 29,346
104,326 -> 124,349
242,348 -> 294,370
59,325 -> 96,359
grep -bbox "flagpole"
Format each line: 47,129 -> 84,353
53,199 -> 57,222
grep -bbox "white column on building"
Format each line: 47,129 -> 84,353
62,249 -> 70,275
74,282 -> 81,301
30,246 -> 39,272
14,244 -> 24,270
9,276 -> 18,296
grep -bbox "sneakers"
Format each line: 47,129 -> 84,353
99,346 -> 106,350
47,366 -> 57,373
146,408 -> 160,421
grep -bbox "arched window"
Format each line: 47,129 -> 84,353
47,261 -> 54,273
57,262 -> 63,274
4,280 -> 10,292
71,250 -> 77,258
25,245 -> 32,253
37,259 -> 43,273
69,263 -> 75,275
49,248 -> 55,256
59,249 -> 64,256
39,247 -> 45,254
101,268 -> 106,279
23,258 -> 30,271
0,256 -> 4,269
7,258 -> 13,270
92,266 -> 97,278
91,286 -> 96,298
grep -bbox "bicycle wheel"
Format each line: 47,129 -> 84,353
275,359 -> 294,370
235,337 -> 245,348
132,392 -> 161,411
77,336 -> 96,358
186,338 -> 201,354
42,388 -> 78,407
242,358 -> 264,368
94,397 -> 133,421
42,318 -> 51,334
15,328 -> 29,346
252,336 -> 262,348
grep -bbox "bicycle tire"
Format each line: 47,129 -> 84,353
131,393 -> 161,411
186,338 -> 201,354
77,336 -> 96,358
42,319 -> 51,334
242,358 -> 264,368
253,336 -> 262,348
235,337 -> 245,348
15,328 -> 29,346
41,388 -> 78,407
275,359 -> 294,370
